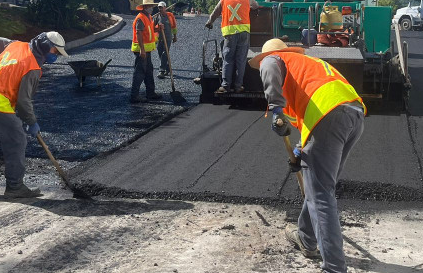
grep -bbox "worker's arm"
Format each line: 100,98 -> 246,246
0,37 -> 12,54
206,0 -> 222,25
15,70 -> 41,126
259,55 -> 287,110
136,19 -> 146,59
250,0 -> 259,10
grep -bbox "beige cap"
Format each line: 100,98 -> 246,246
136,0 -> 158,10
248,38 -> 304,69
46,31 -> 69,57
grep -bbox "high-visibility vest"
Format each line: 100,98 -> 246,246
167,12 -> 177,35
132,11 -> 156,53
0,41 -> 41,114
221,0 -> 250,36
267,52 -> 367,147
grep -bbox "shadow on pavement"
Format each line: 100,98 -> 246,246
344,235 -> 423,273
0,197 -> 194,217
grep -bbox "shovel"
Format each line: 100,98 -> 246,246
276,119 -> 305,198
160,28 -> 186,104
36,133 -> 92,200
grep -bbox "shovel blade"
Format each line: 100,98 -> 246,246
170,91 -> 186,104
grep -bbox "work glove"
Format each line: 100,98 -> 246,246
205,22 -> 213,29
271,106 -> 291,137
26,122 -> 40,138
289,146 -> 302,173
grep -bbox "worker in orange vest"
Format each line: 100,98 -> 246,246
154,1 -> 177,79
205,0 -> 259,93
0,32 -> 68,198
130,0 -> 163,103
249,38 -> 366,273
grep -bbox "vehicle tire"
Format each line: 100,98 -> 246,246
400,18 -> 412,31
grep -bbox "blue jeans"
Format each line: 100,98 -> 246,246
157,40 -> 172,73
131,52 -> 155,98
221,31 -> 250,89
299,105 -> 364,273
0,113 -> 27,190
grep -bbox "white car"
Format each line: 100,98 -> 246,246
392,0 -> 423,30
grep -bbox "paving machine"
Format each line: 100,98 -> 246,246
197,0 -> 411,113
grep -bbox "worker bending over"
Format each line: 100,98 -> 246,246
249,38 -> 366,273
154,1 -> 177,79
0,32 -> 68,198
130,0 -> 164,103
206,0 -> 259,93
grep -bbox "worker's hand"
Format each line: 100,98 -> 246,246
140,50 -> 146,59
205,22 -> 213,29
26,122 -> 40,138
173,36 -> 177,43
271,107 -> 291,136
289,146 -> 302,172
158,23 -> 164,31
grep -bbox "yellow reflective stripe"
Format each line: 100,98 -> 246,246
285,113 -> 297,123
0,52 -> 18,71
221,24 -> 250,36
144,42 -> 156,52
131,42 -> 140,52
228,3 -> 241,21
301,80 -> 365,147
0,94 -> 15,113
131,42 -> 156,52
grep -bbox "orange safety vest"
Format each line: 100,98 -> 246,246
0,41 -> 41,114
132,10 -> 156,53
267,52 -> 367,147
221,0 -> 250,36
167,12 -> 177,35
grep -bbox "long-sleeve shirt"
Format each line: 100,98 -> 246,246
0,37 -> 40,125
207,0 -> 259,25
259,55 -> 287,110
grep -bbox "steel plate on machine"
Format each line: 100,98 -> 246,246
305,47 -> 363,64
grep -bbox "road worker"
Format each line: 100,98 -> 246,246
130,0 -> 164,103
0,32 -> 68,198
205,0 -> 259,93
249,38 -> 366,273
154,1 -> 177,79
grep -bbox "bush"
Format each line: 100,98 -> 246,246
27,0 -> 112,29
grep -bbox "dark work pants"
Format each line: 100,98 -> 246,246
0,113 -> 27,190
299,105 -> 364,273
131,51 -> 155,98
157,40 -> 172,73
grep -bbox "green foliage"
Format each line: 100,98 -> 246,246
26,0 -> 112,29
378,0 -> 410,13
0,8 -> 26,37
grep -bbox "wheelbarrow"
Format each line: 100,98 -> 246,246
68,59 -> 112,87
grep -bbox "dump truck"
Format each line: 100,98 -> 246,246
198,0 -> 411,113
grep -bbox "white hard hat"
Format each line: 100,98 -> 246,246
158,1 -> 166,7
46,31 -> 69,57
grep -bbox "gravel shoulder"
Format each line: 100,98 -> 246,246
0,161 -> 422,273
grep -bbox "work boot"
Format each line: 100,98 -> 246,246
285,223 -> 321,259
157,72 -> 166,79
235,86 -> 245,93
147,93 -> 163,100
130,95 -> 147,104
4,185 -> 43,199
164,71 -> 170,76
215,86 -> 229,94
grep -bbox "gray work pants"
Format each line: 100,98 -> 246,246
0,113 -> 27,190
298,105 -> 364,273
221,31 -> 250,89
157,39 -> 172,73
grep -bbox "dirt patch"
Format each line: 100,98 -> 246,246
0,6 -> 116,42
